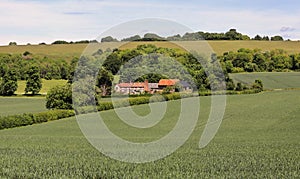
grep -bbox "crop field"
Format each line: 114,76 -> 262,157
0,41 -> 299,59
16,79 -> 68,95
0,44 -> 87,61
229,72 -> 300,90
0,90 -> 299,178
0,97 -> 46,116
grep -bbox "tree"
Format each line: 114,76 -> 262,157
262,36 -> 270,41
143,33 -> 165,40
252,79 -> 263,92
225,29 -> 244,40
226,78 -> 235,90
23,51 -> 32,56
52,40 -> 69,44
25,66 -> 42,95
121,35 -> 141,41
96,67 -> 113,96
271,36 -> 284,41
0,69 -> 18,96
135,73 -> 168,83
46,84 -> 73,109
101,36 -> 118,42
253,35 -> 262,40
235,82 -> 244,91
9,42 -> 17,46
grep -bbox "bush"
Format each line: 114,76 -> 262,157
46,84 -> 73,109
0,110 -> 75,130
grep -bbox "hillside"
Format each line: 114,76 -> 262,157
0,41 -> 299,60
229,72 -> 300,90
0,90 -> 299,177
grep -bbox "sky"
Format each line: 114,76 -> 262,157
0,0 -> 299,45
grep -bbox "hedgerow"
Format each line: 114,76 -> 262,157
0,110 -> 75,130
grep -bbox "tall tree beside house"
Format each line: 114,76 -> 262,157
96,67 -> 114,96
25,65 -> 42,95
0,69 -> 18,96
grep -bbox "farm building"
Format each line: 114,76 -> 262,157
114,79 -> 191,94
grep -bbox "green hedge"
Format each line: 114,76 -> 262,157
0,110 -> 75,130
94,93 -> 197,113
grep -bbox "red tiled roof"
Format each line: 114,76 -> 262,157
158,79 -> 179,86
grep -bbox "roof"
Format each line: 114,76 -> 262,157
117,82 -> 145,88
158,79 -> 179,86
148,83 -> 159,89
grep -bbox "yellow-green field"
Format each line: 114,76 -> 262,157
229,72 -> 300,90
0,44 -> 87,61
16,79 -> 67,95
0,41 -> 299,60
0,90 -> 299,178
0,97 -> 46,116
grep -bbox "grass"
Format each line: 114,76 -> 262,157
0,97 -> 46,116
0,90 -> 299,178
16,79 -> 67,95
0,41 -> 299,60
229,72 -> 300,90
0,44 -> 87,62
208,40 -> 300,55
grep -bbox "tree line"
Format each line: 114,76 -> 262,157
219,48 -> 300,73
101,29 -> 286,42
2,44 -> 298,97
7,29 -> 286,46
0,52 -> 76,96
47,44 -> 265,109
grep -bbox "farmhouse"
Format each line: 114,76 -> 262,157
114,81 -> 149,94
114,79 -> 192,94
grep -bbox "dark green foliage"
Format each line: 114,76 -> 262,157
8,42 -> 17,45
46,84 -> 73,109
235,82 -> 244,91
97,29 -> 279,41
52,40 -> 69,44
121,35 -> 141,41
23,51 -> 32,56
0,110 -> 74,130
135,73 -> 168,83
271,35 -> 284,41
25,66 -> 42,95
225,29 -> 246,40
96,67 -> 114,96
220,48 -> 298,72
103,44 -> 213,91
101,36 -> 118,42
0,69 -> 18,96
0,53 -> 72,81
252,79 -> 263,92
252,35 -> 262,40
226,78 -> 235,90
162,86 -> 175,94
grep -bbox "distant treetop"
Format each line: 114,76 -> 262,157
100,29 -> 286,42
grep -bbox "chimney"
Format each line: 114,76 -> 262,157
144,80 -> 149,92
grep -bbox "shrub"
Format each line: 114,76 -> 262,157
0,110 -> 75,130
46,84 -> 73,109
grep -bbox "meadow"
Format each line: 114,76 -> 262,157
0,90 -> 299,178
229,72 -> 300,90
0,42 -> 300,178
0,41 -> 300,60
16,79 -> 67,95
0,97 -> 46,116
